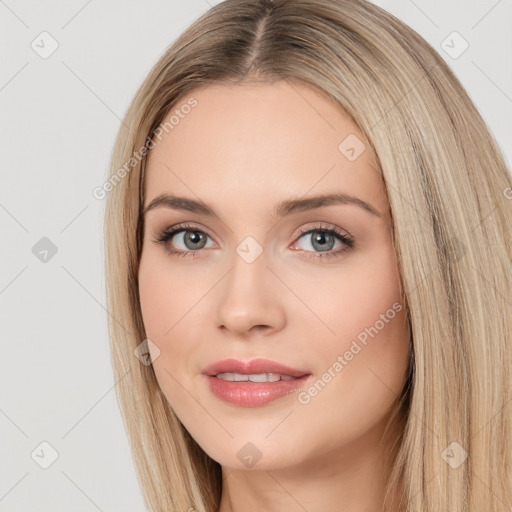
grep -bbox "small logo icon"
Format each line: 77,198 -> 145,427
134,338 -> 160,365
31,31 -> 59,59
31,441 -> 59,469
237,442 -> 263,468
447,236 -> 466,263
441,31 -> 469,59
441,441 -> 468,469
32,237 -> 58,263
236,236 -> 263,264
338,133 -> 366,161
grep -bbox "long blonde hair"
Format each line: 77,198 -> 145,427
103,0 -> 512,510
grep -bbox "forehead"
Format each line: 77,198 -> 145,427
144,81 -> 388,216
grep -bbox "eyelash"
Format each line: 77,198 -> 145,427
152,222 -> 355,261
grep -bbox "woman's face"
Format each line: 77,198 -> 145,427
138,80 -> 410,471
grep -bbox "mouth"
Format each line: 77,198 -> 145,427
201,358 -> 313,407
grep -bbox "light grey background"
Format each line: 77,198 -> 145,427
1,0 -> 510,511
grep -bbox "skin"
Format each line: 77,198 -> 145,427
138,80 -> 411,512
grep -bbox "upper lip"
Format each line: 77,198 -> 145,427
202,358 -> 311,378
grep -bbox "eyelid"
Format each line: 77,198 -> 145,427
293,221 -> 352,240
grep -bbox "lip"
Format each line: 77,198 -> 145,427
202,358 -> 310,378
202,358 -> 313,407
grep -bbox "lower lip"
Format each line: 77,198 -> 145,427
204,374 -> 312,407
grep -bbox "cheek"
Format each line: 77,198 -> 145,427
300,246 -> 405,348
138,254 -> 194,409
138,260 -> 167,341
301,244 -> 410,397
138,251 -> 188,340
292,260 -> 410,454
138,251 -> 206,378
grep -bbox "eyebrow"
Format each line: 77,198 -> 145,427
142,192 -> 381,218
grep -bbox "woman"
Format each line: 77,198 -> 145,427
104,0 -> 512,510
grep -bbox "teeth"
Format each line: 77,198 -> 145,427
215,372 -> 298,382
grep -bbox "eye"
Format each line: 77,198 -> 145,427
290,223 -> 355,260
152,223 -> 214,258
152,222 -> 355,260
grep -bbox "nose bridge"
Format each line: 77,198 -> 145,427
215,239 -> 285,335
229,237 -> 268,291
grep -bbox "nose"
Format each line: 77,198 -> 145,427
215,251 -> 286,338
